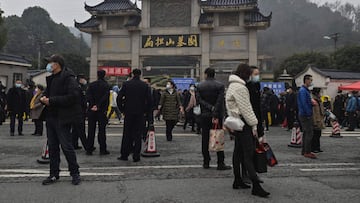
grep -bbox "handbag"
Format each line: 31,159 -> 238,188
193,105 -> 201,116
209,124 -> 225,152
254,141 -> 267,173
224,116 -> 245,131
263,143 -> 278,167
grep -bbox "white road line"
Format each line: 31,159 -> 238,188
278,163 -> 356,167
300,168 -> 360,172
106,133 -> 198,137
0,172 -> 124,178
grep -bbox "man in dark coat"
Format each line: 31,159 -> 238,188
117,69 -> 152,162
196,68 -> 231,170
285,87 -> 297,130
40,54 -> 81,185
86,70 -> 110,155
71,74 -> 89,151
7,80 -> 27,136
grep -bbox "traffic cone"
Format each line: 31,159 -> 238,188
330,120 -> 343,138
141,131 -> 160,157
37,141 -> 50,164
288,122 -> 302,148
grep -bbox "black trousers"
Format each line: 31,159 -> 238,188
165,120 -> 177,141
10,112 -> 23,134
232,125 -> 258,182
312,129 -> 322,151
107,106 -> 122,121
262,111 -> 269,130
348,112 -> 357,130
299,116 -> 314,154
34,119 -> 43,135
46,117 -> 79,177
121,114 -> 144,159
88,111 -> 108,152
184,111 -> 195,131
71,117 -> 88,150
200,117 -> 225,165
286,110 -> 295,130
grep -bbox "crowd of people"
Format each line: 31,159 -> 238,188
2,54 -> 360,198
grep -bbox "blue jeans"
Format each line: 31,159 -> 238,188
46,117 -> 80,177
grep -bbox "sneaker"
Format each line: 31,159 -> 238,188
18,133 -> 24,136
203,163 -> 210,169
71,174 -> 81,185
42,176 -> 59,185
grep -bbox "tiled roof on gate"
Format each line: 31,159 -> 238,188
198,13 -> 214,24
75,16 -> 100,29
0,53 -> 31,65
85,0 -> 140,15
320,69 -> 360,80
200,0 -> 258,7
244,10 -> 272,28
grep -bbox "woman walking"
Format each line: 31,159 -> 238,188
311,88 -> 325,153
30,85 -> 45,136
159,81 -> 184,141
225,64 -> 270,198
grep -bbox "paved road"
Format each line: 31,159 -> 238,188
0,120 -> 360,203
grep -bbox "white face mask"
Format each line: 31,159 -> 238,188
251,75 -> 260,82
308,85 -> 314,91
166,84 -> 171,89
190,87 -> 195,91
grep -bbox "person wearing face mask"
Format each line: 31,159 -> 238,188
241,66 -> 265,184
298,74 -> 316,159
345,91 -> 358,131
6,80 -> 27,136
30,84 -> 45,136
159,80 -> 184,141
183,84 -> 197,132
226,64 -> 270,198
40,54 -> 81,185
0,82 -> 7,125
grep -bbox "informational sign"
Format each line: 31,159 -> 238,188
142,34 -> 200,48
99,66 -> 131,76
172,78 -> 195,91
260,82 -> 286,96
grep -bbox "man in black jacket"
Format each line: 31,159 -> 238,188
86,70 -> 110,155
71,74 -> 88,150
196,68 -> 231,170
7,80 -> 27,136
40,54 -> 81,185
117,69 -> 152,162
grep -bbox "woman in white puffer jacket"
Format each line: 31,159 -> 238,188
225,64 -> 270,198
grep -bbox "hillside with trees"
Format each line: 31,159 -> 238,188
1,7 -> 90,75
258,0 -> 360,75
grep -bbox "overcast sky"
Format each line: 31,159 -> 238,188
0,0 -> 359,27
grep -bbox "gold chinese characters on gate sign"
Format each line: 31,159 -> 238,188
142,34 -> 200,48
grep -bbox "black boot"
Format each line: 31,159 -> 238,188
252,180 -> 270,198
233,179 -> 251,189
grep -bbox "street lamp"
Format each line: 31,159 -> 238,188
38,40 -> 54,70
323,33 -> 340,61
323,33 -> 340,51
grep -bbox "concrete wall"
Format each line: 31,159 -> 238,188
0,64 -> 28,89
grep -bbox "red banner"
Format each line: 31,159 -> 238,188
99,66 -> 131,76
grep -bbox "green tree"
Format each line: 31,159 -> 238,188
277,52 -> 331,78
0,8 -> 7,50
62,53 -> 90,77
332,46 -> 360,71
2,7 -> 90,68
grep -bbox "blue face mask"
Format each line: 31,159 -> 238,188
251,75 -> 260,82
46,63 -> 53,73
15,84 -> 22,88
